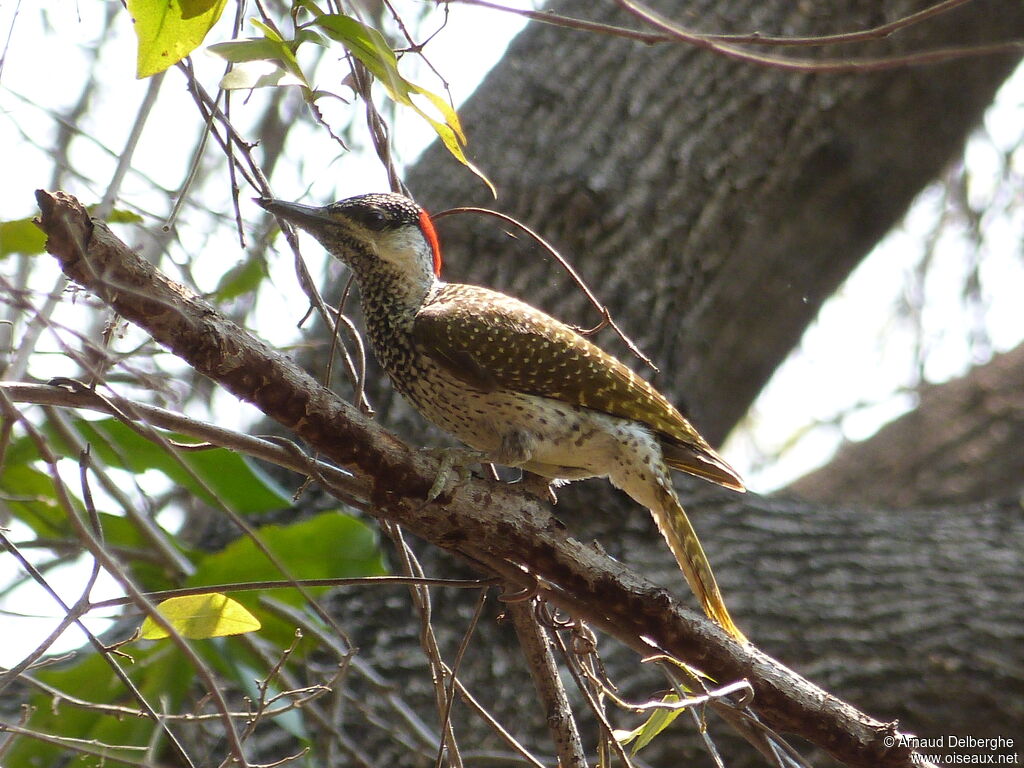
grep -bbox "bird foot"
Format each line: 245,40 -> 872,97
516,471 -> 560,504
422,447 -> 488,501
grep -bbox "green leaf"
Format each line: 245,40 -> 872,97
0,210 -> 142,260
126,0 -> 230,78
220,62 -> 307,90
140,593 -> 261,639
207,37 -> 288,63
50,417 -> 291,514
295,27 -> 328,48
106,208 -> 145,224
313,14 -> 495,195
5,646 -> 190,768
187,512 -> 385,646
314,14 -> 403,93
0,216 -> 46,257
408,89 -> 495,197
213,256 -> 268,299
208,34 -> 310,87
410,84 -> 465,143
0,462 -> 76,537
249,17 -> 285,43
188,512 -> 385,589
295,0 -> 327,19
615,694 -> 687,754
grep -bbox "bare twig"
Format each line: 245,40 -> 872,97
256,598 -> 445,756
615,0 -> 1023,73
434,587 -> 489,768
548,617 -> 635,767
508,600 -> 586,768
432,206 -> 657,370
0,720 -> 154,766
386,522 -> 464,768
0,380 -> 366,505
0,393 -> 241,766
454,0 -> 1022,72
0,503 -> 197,768
445,676 -> 549,768
87,575 -> 494,612
454,0 -> 975,48
0,531 -> 100,696
17,670 -> 333,723
239,631 -> 305,742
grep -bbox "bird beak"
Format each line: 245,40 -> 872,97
255,197 -> 333,230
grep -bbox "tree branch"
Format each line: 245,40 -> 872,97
31,189 -> 930,768
508,601 -> 586,768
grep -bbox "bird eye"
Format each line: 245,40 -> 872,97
359,209 -> 388,230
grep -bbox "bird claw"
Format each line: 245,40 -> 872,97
422,447 -> 487,501
516,471 -> 560,504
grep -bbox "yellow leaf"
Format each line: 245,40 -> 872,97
411,84 -> 466,144
616,694 -> 686,755
313,14 -> 495,195
126,0 -> 229,78
140,593 -> 261,640
415,109 -> 496,198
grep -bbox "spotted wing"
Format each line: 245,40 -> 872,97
412,283 -> 743,490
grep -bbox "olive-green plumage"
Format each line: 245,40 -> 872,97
257,192 -> 747,641
414,283 -> 743,490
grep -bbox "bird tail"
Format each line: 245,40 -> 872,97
651,483 -> 746,643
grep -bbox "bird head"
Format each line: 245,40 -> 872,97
257,192 -> 443,288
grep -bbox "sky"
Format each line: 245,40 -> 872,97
0,0 -> 1022,666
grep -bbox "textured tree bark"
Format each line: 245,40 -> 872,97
309,0 -> 1024,764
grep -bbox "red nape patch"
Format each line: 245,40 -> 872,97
418,209 -> 443,277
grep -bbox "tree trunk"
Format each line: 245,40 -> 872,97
294,0 -> 1024,763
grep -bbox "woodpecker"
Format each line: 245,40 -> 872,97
257,192 -> 747,641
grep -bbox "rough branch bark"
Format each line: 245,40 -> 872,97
35,189 -> 938,768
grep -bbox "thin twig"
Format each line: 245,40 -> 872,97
453,0 -> 976,48
615,0 -> 1023,73
239,631 -> 305,742
1,381 -> 366,503
435,587 -> 490,768
508,599 -> 586,768
326,272 -> 373,414
547,614 -> 635,768
455,0 -> 1020,72
0,394 -> 241,765
0,721 -> 154,766
89,575 -> 495,611
0,521 -> 197,767
97,70 -> 166,219
432,207 -> 658,370
261,598 -> 443,763
17,670 -> 333,724
445,676 -> 549,768
386,522 -> 464,768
